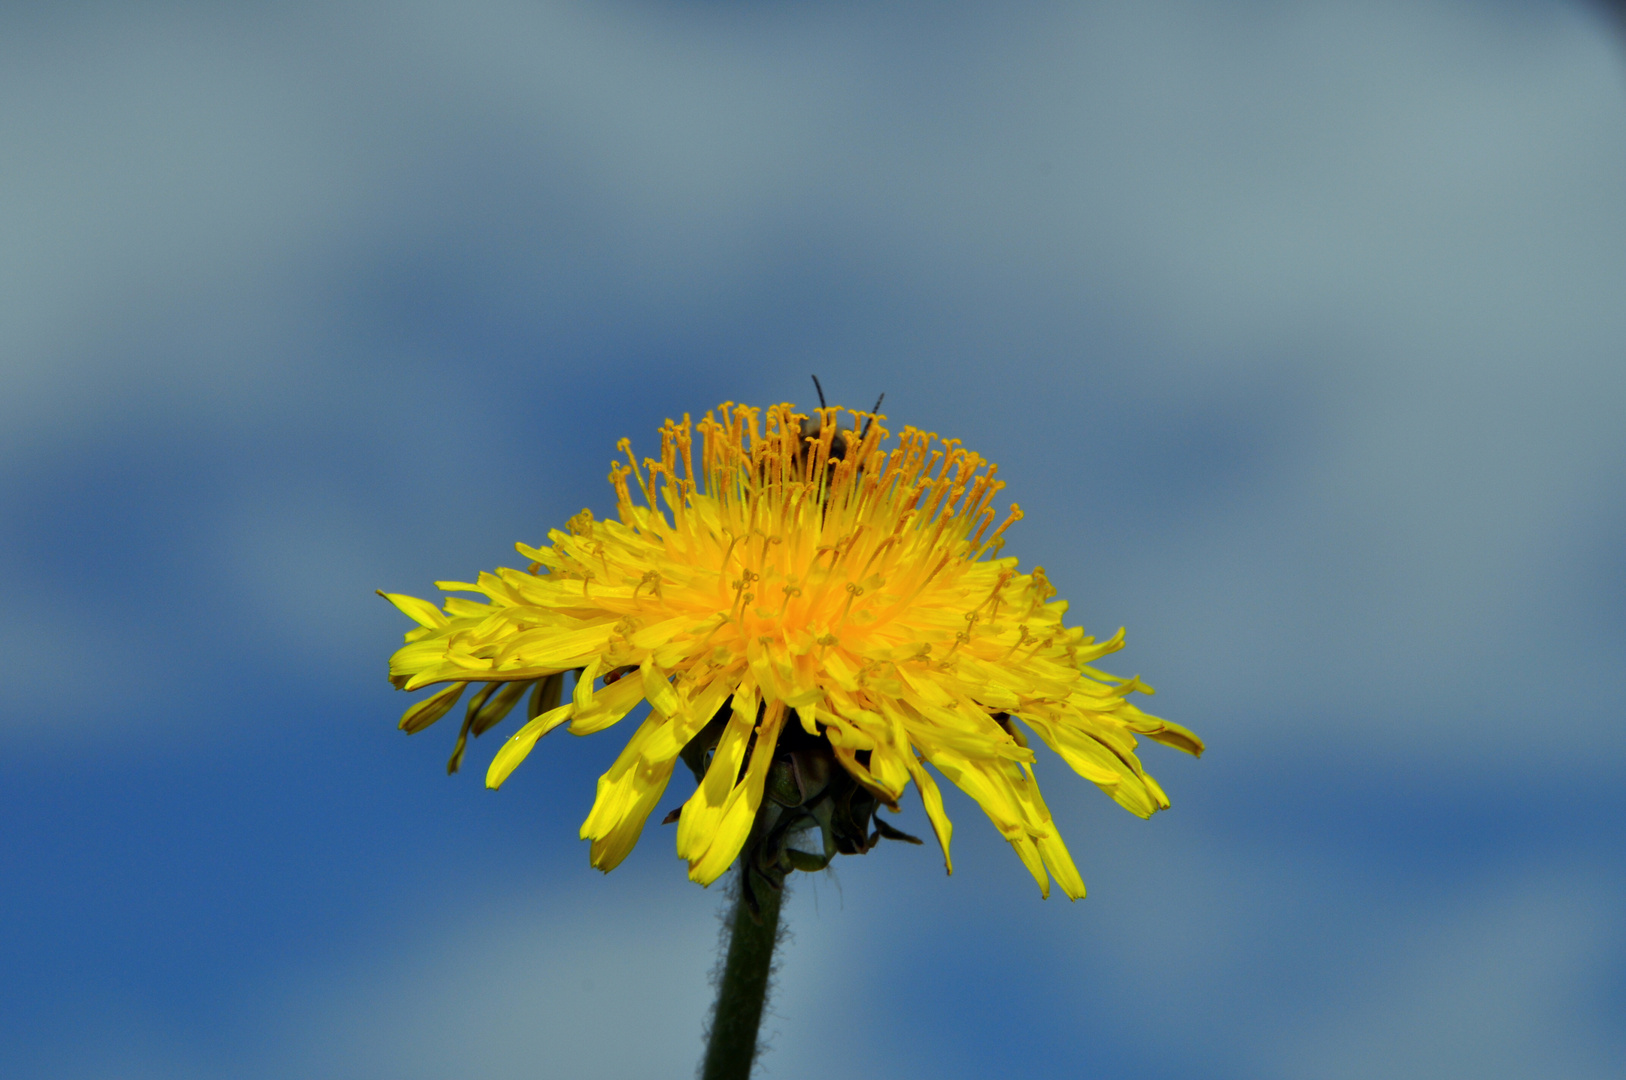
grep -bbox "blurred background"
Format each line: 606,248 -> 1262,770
3,2 -> 1624,1077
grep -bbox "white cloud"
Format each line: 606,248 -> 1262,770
268,876 -> 722,1080
1271,872 -> 1625,1080
249,843 -> 1625,1080
1,0 -> 1623,767
255,867 -> 921,1080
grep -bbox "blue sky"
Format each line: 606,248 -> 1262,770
3,2 -> 1624,1077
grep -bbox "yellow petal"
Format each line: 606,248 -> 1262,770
1123,705 -> 1205,757
568,673 -> 647,736
589,759 -> 676,872
378,590 -> 447,630
527,671 -> 566,723
642,669 -> 737,761
471,679 -> 531,736
640,656 -> 681,717
687,702 -> 787,885
675,677 -> 758,863
904,754 -> 954,875
572,656 -> 604,711
581,712 -> 668,840
398,682 -> 466,733
485,703 -> 575,789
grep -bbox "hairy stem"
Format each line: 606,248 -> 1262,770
700,865 -> 783,1080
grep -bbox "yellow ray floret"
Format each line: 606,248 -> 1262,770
383,402 -> 1203,898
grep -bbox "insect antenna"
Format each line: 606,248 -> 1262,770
860,392 -> 885,438
811,375 -> 828,409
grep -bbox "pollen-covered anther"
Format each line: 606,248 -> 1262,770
634,569 -> 663,599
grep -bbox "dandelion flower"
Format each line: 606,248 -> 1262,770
381,402 -> 1202,898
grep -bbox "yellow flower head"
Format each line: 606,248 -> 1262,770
382,402 -> 1202,898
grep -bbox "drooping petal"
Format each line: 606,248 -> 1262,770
398,682 -> 466,733
588,759 -> 676,872
686,702 -> 788,885
904,753 -> 954,875
581,710 -> 682,872
486,703 -> 575,789
676,677 -> 759,866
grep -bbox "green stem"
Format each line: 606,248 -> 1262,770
700,864 -> 784,1080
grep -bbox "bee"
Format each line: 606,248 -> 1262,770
798,374 -> 884,472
